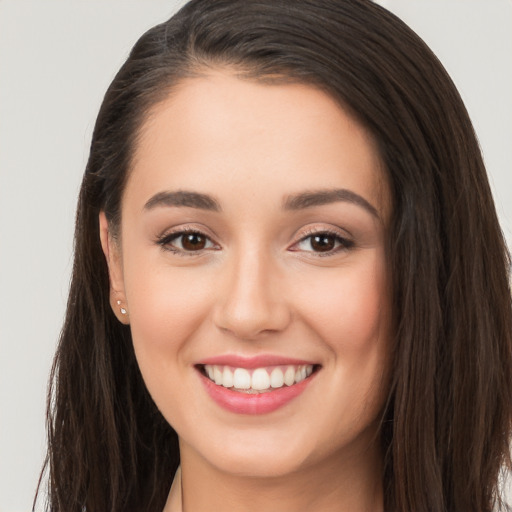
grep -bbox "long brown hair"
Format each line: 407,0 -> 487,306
36,1 -> 512,510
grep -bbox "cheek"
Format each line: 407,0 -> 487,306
296,254 -> 390,355
295,252 -> 391,420
334,268 -> 388,351
122,257 -> 214,375
122,262 -> 218,428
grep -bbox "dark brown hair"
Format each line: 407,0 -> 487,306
36,1 -> 512,511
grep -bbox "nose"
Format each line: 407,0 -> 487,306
212,248 -> 291,340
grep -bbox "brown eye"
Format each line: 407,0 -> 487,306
310,234 -> 336,252
157,230 -> 216,253
292,231 -> 354,255
181,233 -> 207,251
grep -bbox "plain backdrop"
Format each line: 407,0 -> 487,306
0,1 -> 511,510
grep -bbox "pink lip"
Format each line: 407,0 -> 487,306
196,356 -> 319,415
196,354 -> 316,369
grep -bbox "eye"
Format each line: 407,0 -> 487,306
292,230 -> 354,255
157,229 -> 218,254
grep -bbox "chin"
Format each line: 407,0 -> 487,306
179,423 -> 323,479
212,449 -> 312,479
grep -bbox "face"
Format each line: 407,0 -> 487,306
101,72 -> 392,479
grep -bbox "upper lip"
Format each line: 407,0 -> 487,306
196,354 -> 318,369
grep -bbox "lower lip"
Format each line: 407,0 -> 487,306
198,369 -> 317,415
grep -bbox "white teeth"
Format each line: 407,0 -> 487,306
222,367 -> 233,388
284,366 -> 296,386
203,364 -> 315,392
270,367 -> 284,388
233,368 -> 251,389
251,368 -> 270,390
213,366 -> 223,385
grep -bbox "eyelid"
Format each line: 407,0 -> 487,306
288,225 -> 355,255
155,225 -> 220,254
157,224 -> 213,238
155,223 -> 354,256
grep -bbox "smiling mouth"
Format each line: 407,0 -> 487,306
198,364 -> 319,394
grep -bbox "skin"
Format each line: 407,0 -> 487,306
100,71 -> 392,512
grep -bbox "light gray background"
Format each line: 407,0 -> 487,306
0,1 -> 510,510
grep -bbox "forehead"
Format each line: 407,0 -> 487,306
127,72 -> 389,220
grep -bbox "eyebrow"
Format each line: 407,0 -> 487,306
143,188 -> 379,218
283,188 -> 379,218
144,190 -> 221,212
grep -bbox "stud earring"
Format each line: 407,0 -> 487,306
116,300 -> 127,315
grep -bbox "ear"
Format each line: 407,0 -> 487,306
99,211 -> 130,325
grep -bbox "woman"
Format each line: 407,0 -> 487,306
36,1 -> 512,511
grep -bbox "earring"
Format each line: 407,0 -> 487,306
117,300 -> 127,315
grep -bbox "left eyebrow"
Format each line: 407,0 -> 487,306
283,188 -> 380,219
143,190 -> 222,212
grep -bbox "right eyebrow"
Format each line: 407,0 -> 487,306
283,188 -> 380,219
143,190 -> 222,212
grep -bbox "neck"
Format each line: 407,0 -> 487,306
164,439 -> 384,512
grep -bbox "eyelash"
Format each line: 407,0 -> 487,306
156,227 -> 219,256
291,228 -> 355,256
156,227 -> 355,257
